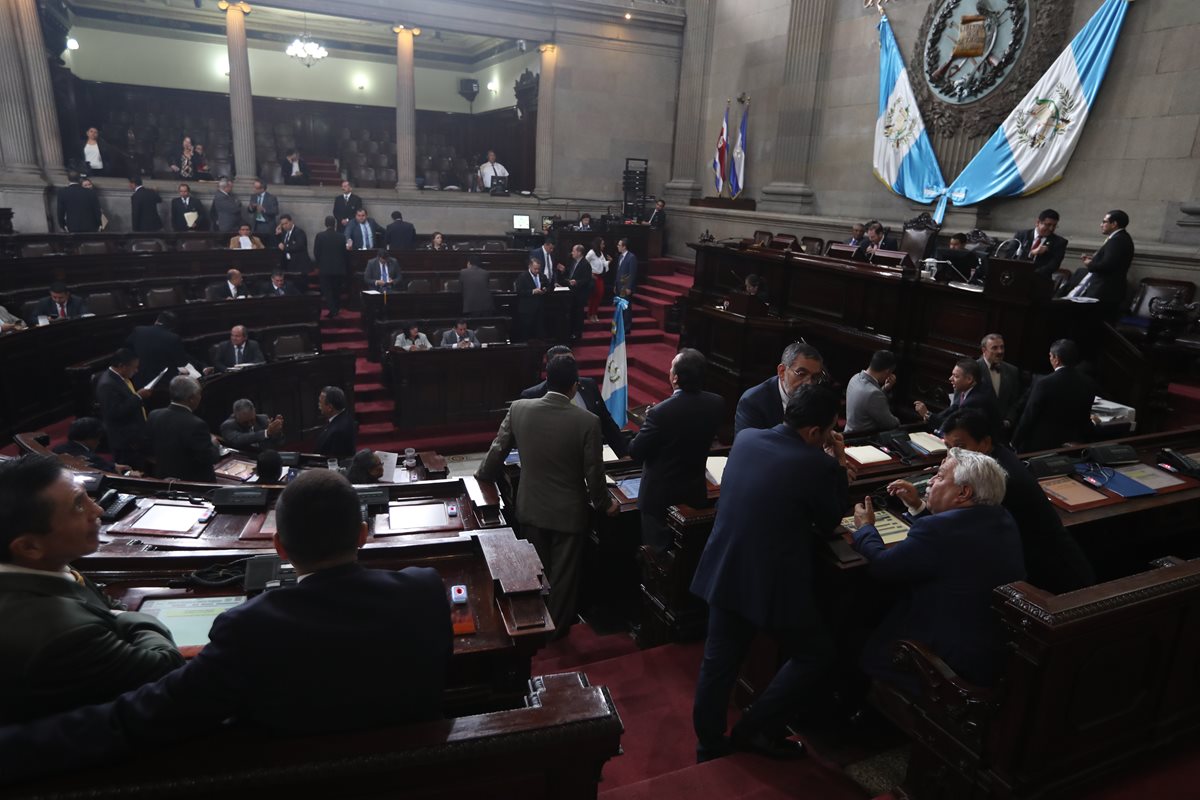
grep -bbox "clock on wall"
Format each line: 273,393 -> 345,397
912,0 -> 1072,138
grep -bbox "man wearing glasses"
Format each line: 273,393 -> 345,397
1068,209 -> 1133,321
733,342 -> 825,439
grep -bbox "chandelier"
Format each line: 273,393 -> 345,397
286,15 -> 328,67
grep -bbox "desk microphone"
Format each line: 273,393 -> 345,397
923,258 -> 974,285
993,237 -> 1023,259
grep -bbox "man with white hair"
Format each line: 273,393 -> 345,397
850,448 -> 1024,692
147,376 -> 220,482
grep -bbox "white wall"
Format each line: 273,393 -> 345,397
63,25 -> 535,114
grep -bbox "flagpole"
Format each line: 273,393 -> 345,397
723,98 -> 730,199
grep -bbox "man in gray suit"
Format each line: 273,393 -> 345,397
247,178 -> 279,247
978,333 -> 1023,437
844,350 -> 900,437
0,455 -> 184,722
440,320 -> 480,349
476,355 -> 618,636
363,248 -> 400,294
459,255 -> 494,317
210,178 -> 241,233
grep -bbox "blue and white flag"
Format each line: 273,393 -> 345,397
711,105 -> 728,195
601,296 -> 629,427
729,103 -> 748,198
947,0 -> 1130,208
874,15 -> 946,207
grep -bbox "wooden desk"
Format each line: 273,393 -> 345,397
0,248 -> 280,295
684,242 -> 1152,428
0,295 -> 321,440
0,230 -> 227,259
385,343 -> 541,430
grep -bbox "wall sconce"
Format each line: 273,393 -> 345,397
486,80 -> 498,94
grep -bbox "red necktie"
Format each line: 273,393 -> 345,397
58,303 -> 67,318
1031,237 -> 1042,256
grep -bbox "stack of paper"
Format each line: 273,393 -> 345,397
845,445 -> 891,465
602,445 -> 621,464
705,456 -> 728,485
909,432 -> 947,455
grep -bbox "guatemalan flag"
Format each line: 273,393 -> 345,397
729,103 -> 748,198
602,296 -> 629,427
711,105 -> 728,194
873,14 -> 945,207
946,0 -> 1130,209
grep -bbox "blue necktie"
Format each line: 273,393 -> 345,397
362,224 -> 372,249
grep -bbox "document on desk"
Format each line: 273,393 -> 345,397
602,445 -> 621,464
1040,476 -> 1107,508
615,478 -> 641,500
139,596 -> 245,648
845,445 -> 891,465
377,451 -> 399,483
1116,464 -> 1185,491
705,456 -> 728,485
840,510 -> 910,544
908,432 -> 947,455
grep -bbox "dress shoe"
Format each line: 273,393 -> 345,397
732,731 -> 806,760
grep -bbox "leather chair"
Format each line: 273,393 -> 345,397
488,278 -> 507,292
442,279 -> 461,293
20,243 -> 56,258
83,291 -> 123,316
483,241 -> 505,251
800,236 -> 824,255
476,325 -> 501,344
1050,269 -> 1072,298
76,241 -> 110,256
130,239 -> 165,253
271,333 -> 312,360
768,234 -> 798,251
179,239 -> 209,252
146,286 -> 183,307
407,279 -> 432,293
752,230 -> 772,247
900,212 -> 941,265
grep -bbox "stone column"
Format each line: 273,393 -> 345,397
758,0 -> 834,212
10,0 -> 63,173
219,1 -> 256,181
393,26 -> 416,190
664,0 -> 716,202
0,3 -> 41,174
534,44 -> 557,197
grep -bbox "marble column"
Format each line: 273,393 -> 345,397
393,27 -> 416,190
220,1 -> 256,182
10,0 -> 63,173
534,44 -> 557,197
758,0 -> 834,212
0,4 -> 41,174
664,0 -> 716,202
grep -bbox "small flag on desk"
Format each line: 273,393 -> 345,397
602,296 -> 629,428
711,104 -> 728,195
730,102 -> 748,199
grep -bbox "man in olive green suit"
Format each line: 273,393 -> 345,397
0,456 -> 184,723
477,355 -> 618,636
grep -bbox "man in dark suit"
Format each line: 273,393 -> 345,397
51,417 -> 124,474
205,268 -> 248,302
864,220 -> 898,254
95,349 -> 151,469
439,320 -> 480,349
460,255 -> 494,317
275,214 -> 309,272
0,455 -> 183,725
125,310 -> 193,388
614,237 -> 638,331
313,215 -> 347,318
629,349 -> 725,551
914,358 -> 1000,433
521,345 -> 628,458
0,469 -> 451,783
1012,339 -> 1096,453
940,410 -> 1095,593
691,384 -> 848,762
733,342 -> 825,439
852,448 -> 1025,692
385,211 -> 416,250
212,325 -> 266,371
514,258 -> 549,341
218,398 -> 284,451
846,222 -> 866,247
978,333 -> 1023,436
247,178 -> 279,248
147,376 -> 219,482
345,208 -> 384,251
209,178 -> 241,233
128,177 -> 162,232
646,198 -> 667,230
280,149 -> 310,186
266,270 -> 300,297
364,248 -> 400,294
1013,208 -> 1068,277
477,355 -> 618,636
26,283 -> 89,325
56,172 -> 102,233
315,386 -> 356,458
1073,209 -> 1134,321
333,180 -> 363,232
169,183 -> 206,232
529,241 -> 561,287
565,244 -> 592,342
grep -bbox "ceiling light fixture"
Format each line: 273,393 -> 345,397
286,13 -> 328,67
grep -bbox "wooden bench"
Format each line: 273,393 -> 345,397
3,671 -> 623,800
877,556 -> 1200,799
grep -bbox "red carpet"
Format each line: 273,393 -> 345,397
531,623 -> 640,674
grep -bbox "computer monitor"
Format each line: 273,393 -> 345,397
512,214 -> 531,231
